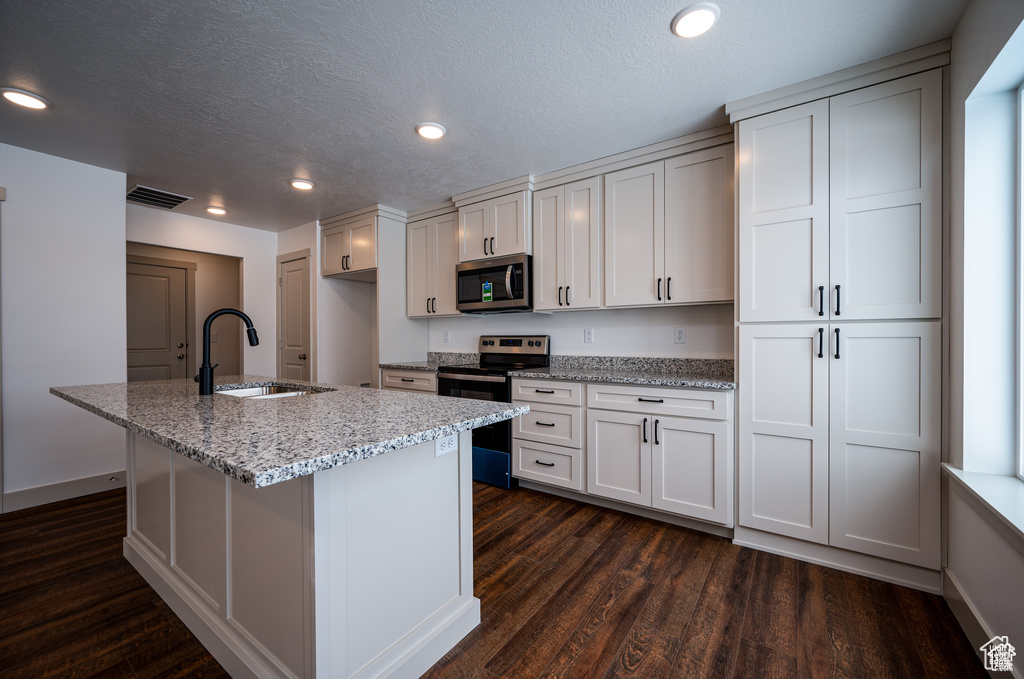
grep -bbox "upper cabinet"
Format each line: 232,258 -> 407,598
738,69 -> 942,322
322,216 -> 377,278
604,144 -> 734,308
458,191 -> 531,262
407,212 -> 460,318
532,177 -> 601,311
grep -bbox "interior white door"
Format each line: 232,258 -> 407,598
738,323 -> 829,543
738,99 -> 830,322
664,145 -> 734,304
604,161 -> 665,307
433,213 -> 460,316
278,256 -> 310,381
563,176 -> 601,309
652,415 -> 730,524
829,70 -> 942,321
586,409 -> 651,506
532,185 -> 563,311
406,219 -> 431,317
828,321 -> 940,568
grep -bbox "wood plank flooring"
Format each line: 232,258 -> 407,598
0,484 -> 986,678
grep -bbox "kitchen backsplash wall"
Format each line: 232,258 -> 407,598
427,303 -> 733,358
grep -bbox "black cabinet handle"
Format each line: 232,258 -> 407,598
431,297 -> 437,313
818,328 -> 824,358
535,389 -> 555,394
638,397 -> 664,403
536,421 -> 556,427
490,237 -> 495,255
483,237 -> 488,256
401,378 -> 414,382
642,417 -> 648,443
835,284 -> 841,316
427,298 -> 431,314
654,419 -> 660,445
657,278 -> 662,301
565,286 -> 570,306
558,286 -> 563,306
667,277 -> 672,301
818,286 -> 824,316
535,460 -> 555,467
834,327 -> 841,359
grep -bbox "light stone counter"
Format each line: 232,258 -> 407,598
51,374 -> 527,488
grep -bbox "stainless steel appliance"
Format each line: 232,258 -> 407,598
437,335 -> 550,488
455,254 -> 532,314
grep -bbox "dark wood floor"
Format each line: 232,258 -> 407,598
0,485 -> 985,679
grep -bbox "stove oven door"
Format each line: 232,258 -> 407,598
437,372 -> 515,488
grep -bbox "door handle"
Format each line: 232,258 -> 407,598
835,284 -> 841,316
565,286 -> 570,306
299,354 -> 307,360
427,298 -> 431,314
654,419 -> 660,445
666,277 -> 671,301
834,327 -> 841,359
657,278 -> 662,301
431,297 -> 437,313
817,328 -> 824,358
558,286 -> 563,306
483,237 -> 489,256
177,353 -> 185,360
818,286 -> 825,316
490,237 -> 495,255
177,342 -> 185,348
642,417 -> 648,443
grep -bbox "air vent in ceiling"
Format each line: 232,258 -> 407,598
126,185 -> 192,210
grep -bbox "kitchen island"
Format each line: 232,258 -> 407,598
51,375 -> 528,679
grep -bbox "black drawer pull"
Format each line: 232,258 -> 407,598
431,297 -> 436,313
654,419 -> 660,445
666,277 -> 671,301
834,327 -> 841,359
642,417 -> 648,443
483,237 -> 489,256
638,397 -> 664,403
818,285 -> 824,316
400,378 -> 415,382
817,328 -> 824,358
558,286 -> 563,306
535,460 -> 555,467
536,421 -> 556,427
657,277 -> 662,301
535,389 -> 555,394
565,286 -> 570,306
835,284 -> 841,316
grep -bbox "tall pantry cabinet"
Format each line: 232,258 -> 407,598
736,69 -> 943,571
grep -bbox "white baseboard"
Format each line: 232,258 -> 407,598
3,470 -> 126,513
945,569 -> 1023,679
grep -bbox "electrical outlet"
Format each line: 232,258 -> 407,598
435,434 -> 457,457
443,330 -> 451,343
584,328 -> 594,344
674,327 -> 686,344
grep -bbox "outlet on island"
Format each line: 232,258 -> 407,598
435,434 -> 457,457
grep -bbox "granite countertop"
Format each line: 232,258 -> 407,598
51,375 -> 528,488
507,366 -> 735,390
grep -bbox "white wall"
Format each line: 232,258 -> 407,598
427,303 -> 734,358
0,143 -> 127,503
126,204 -> 278,375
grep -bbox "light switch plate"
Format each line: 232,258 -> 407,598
435,434 -> 457,457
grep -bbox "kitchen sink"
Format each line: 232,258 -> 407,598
218,385 -> 323,399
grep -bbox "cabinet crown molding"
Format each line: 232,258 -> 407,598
320,203 -> 407,228
406,200 -> 457,223
726,39 -> 950,123
453,175 -> 534,208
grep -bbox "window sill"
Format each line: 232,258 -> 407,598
943,464 -> 1024,559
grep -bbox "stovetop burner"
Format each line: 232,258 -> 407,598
437,335 -> 551,374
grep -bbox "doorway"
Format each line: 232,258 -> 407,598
277,250 -> 312,381
126,258 -> 194,381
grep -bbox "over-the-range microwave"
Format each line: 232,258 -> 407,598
455,254 -> 532,314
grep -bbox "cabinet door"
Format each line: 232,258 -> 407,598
828,321 -> 940,568
432,213 -> 460,316
738,100 -> 830,321
604,161 -> 665,307
738,324 -> 829,544
490,191 -> 530,258
321,226 -> 350,276
829,70 -> 942,321
652,415 -> 731,525
406,219 -> 431,318
347,218 -> 377,272
459,202 -> 489,262
563,177 -> 601,309
532,186 -> 563,311
664,145 -> 734,304
587,409 -> 651,506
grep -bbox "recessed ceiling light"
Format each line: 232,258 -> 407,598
206,206 -> 227,215
290,179 -> 315,190
671,3 -> 720,38
2,87 -> 49,110
416,122 -> 446,140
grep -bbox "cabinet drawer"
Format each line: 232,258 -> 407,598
513,403 -> 583,448
512,378 -> 582,406
381,370 -> 437,393
587,383 -> 728,420
513,440 -> 583,491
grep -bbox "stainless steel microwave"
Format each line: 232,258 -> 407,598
456,254 -> 532,314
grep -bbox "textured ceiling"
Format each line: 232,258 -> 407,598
0,0 -> 968,231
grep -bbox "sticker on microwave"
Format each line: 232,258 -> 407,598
482,281 -> 492,302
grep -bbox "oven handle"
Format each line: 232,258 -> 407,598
437,372 -> 508,383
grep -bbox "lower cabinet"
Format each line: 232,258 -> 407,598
512,379 -> 585,492
380,368 -> 437,393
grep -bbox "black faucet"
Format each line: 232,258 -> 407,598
195,308 -> 259,395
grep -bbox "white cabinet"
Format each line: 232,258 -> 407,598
604,145 -> 734,308
511,379 -> 585,491
586,384 -> 733,525
533,177 -> 601,310
458,191 -> 530,262
322,216 -> 376,277
738,321 -> 941,568
407,212 -> 459,318
738,70 -> 941,323
380,368 -> 437,393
